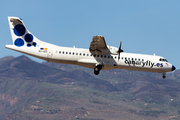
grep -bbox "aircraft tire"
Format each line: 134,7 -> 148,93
94,70 -> 99,75
163,75 -> 166,79
94,66 -> 100,75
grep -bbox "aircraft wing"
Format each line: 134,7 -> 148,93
89,36 -> 111,54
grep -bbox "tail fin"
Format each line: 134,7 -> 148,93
8,17 -> 44,47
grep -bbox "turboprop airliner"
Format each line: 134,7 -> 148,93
5,17 -> 176,78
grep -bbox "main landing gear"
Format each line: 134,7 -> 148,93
94,65 -> 102,75
162,73 -> 166,79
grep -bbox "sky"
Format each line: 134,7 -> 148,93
1,0 -> 180,69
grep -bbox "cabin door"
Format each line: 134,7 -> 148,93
47,50 -> 53,58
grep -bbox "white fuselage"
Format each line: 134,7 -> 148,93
5,44 -> 173,73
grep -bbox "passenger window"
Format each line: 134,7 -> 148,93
83,53 -> 85,56
101,55 -> 103,58
87,54 -> 89,56
73,53 -> 74,55
69,52 -> 71,55
94,54 -> 96,57
79,53 -> 81,56
66,52 -> 68,54
115,57 -> 117,59
108,56 -> 110,58
121,57 -> 123,60
135,58 -> 137,61
97,55 -> 99,57
142,59 -> 144,61
59,51 -> 61,54
76,53 -> 78,55
111,56 -> 113,59
138,59 -> 140,61
104,55 -> 106,58
62,51 -> 64,54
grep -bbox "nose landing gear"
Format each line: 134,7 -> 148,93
162,75 -> 166,79
162,73 -> 166,79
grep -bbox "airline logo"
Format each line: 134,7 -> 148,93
39,48 -> 48,53
12,22 -> 37,47
124,60 -> 163,68
40,48 -> 48,50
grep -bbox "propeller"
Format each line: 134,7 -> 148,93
118,40 -> 124,61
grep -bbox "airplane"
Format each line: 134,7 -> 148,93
5,17 -> 176,79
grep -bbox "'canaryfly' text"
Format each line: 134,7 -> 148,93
124,60 -> 163,68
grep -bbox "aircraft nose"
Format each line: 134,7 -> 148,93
172,65 -> 176,71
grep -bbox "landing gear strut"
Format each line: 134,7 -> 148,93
94,65 -> 102,75
162,73 -> 166,79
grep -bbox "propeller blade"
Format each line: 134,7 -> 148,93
118,40 -> 123,61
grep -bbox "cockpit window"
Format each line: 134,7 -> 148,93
159,58 -> 168,62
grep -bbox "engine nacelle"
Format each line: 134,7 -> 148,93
107,46 -> 118,55
103,62 -> 117,70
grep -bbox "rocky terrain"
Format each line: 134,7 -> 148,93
0,55 -> 180,120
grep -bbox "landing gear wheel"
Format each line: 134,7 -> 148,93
162,73 -> 166,79
94,66 -> 100,75
162,75 -> 166,79
94,65 -> 102,75
94,70 -> 99,75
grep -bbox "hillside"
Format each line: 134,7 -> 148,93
0,55 -> 180,120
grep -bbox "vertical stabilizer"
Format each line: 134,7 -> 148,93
8,17 -> 45,47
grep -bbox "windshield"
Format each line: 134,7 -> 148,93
159,58 -> 168,62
